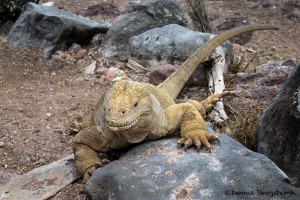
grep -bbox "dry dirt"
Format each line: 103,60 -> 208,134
0,0 -> 299,199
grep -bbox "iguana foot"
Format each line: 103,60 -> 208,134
80,159 -> 110,191
70,114 -> 93,133
177,129 -> 219,152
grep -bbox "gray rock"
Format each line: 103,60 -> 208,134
0,155 -> 81,200
257,63 -> 300,187
100,0 -> 194,61
8,3 -> 110,58
283,1 -> 300,21
129,24 -> 232,85
0,0 -> 39,22
228,60 -> 296,100
85,125 -> 300,199
85,61 -> 97,75
129,24 -> 232,65
148,64 -> 176,85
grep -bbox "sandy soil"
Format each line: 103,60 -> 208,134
0,0 -> 299,199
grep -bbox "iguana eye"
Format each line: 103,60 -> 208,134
134,101 -> 138,107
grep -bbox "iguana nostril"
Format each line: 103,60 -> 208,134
122,110 -> 126,114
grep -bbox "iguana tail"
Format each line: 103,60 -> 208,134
158,24 -> 278,100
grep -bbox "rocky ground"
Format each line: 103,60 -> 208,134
0,0 -> 299,199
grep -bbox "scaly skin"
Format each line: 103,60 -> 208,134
71,24 -> 278,185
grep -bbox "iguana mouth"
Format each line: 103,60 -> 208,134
106,116 -> 140,132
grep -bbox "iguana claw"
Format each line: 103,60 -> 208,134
208,147 -> 212,153
177,138 -> 185,149
177,129 -> 220,152
196,144 -> 201,152
184,143 -> 189,151
177,143 -> 182,148
216,137 -> 220,144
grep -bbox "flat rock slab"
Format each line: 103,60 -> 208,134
8,3 -> 111,58
0,155 -> 81,200
86,133 -> 300,199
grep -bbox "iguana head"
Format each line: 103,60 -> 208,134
103,80 -> 155,143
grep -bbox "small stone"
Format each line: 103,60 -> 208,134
95,66 -> 108,75
105,67 -> 119,81
85,61 -> 97,75
33,129 -> 40,134
17,108 -> 24,113
149,64 -> 176,85
31,156 -> 37,162
232,43 -> 241,51
0,141 -> 5,147
271,46 -> 276,51
56,51 -> 64,57
105,67 -> 125,82
50,55 -> 66,69
75,49 -> 88,59
68,43 -> 81,54
262,0 -> 272,8
61,53 -> 71,60
105,67 -> 127,82
91,33 -> 105,45
42,2 -> 54,7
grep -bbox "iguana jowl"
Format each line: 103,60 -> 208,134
71,24 -> 278,185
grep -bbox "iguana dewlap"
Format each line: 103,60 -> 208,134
71,24 -> 278,185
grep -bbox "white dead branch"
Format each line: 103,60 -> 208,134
206,35 -> 230,124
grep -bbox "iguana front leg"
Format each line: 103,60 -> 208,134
70,113 -> 93,132
71,126 -> 110,185
71,126 -> 129,185
165,91 -> 236,152
165,103 -> 218,152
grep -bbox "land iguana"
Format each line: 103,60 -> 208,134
71,24 -> 278,185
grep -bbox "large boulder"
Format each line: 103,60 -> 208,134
129,24 -> 232,64
8,3 -> 111,58
0,0 -> 39,23
257,63 -> 300,187
85,125 -> 300,199
128,24 -> 233,85
99,0 -> 194,61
